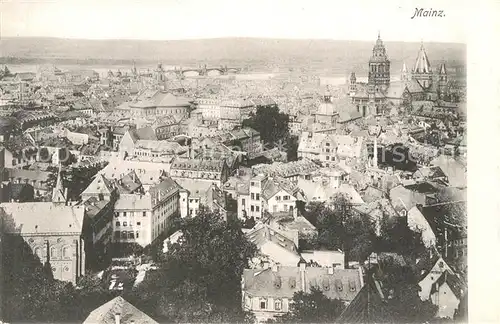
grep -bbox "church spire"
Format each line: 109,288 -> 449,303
413,42 -> 432,74
52,164 -> 68,204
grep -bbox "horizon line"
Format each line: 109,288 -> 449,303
0,35 -> 467,45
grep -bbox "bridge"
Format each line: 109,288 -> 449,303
166,65 -> 242,77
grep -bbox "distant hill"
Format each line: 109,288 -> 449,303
0,37 -> 466,74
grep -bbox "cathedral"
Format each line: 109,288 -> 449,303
349,33 -> 449,117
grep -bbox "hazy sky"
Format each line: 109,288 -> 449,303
1,0 -> 466,42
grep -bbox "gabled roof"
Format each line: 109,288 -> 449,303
1,202 -> 85,235
83,296 -> 158,324
430,270 -> 466,298
336,278 -> 395,324
82,174 -> 115,197
243,266 -> 362,301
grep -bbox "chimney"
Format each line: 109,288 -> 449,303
327,267 -> 334,275
115,314 -> 120,324
263,261 -> 270,269
272,264 -> 279,272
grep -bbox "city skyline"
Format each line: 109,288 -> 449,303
1,0 -> 466,43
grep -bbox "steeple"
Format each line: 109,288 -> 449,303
52,164 -> 68,204
413,43 -> 432,74
401,62 -> 409,81
412,42 -> 433,89
439,62 -> 447,75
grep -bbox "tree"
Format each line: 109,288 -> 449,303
48,163 -> 106,201
242,105 -> 289,146
306,195 -> 376,266
377,214 -> 426,260
128,208 -> 257,322
372,255 -> 438,323
277,287 -> 345,323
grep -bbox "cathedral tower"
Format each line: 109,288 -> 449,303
349,72 -> 357,96
368,32 -> 391,92
412,42 -> 433,89
438,62 -> 448,98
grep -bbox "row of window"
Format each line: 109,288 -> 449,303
250,193 -> 260,200
34,245 -> 71,259
275,195 -> 290,201
250,205 -> 260,212
115,211 -> 147,217
256,298 -> 283,311
116,221 -> 141,227
114,231 -> 140,239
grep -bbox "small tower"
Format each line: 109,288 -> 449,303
438,62 -> 448,98
131,60 -> 137,76
368,31 -> 391,93
401,62 -> 410,82
52,164 -> 68,204
349,72 -> 357,96
412,42 -> 433,89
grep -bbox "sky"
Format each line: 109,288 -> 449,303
0,0 -> 466,43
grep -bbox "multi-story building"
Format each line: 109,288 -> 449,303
170,157 -> 230,187
242,263 -> 363,322
113,177 -> 180,247
245,175 -> 301,220
80,194 -> 117,270
297,132 -> 365,167
196,98 -> 221,120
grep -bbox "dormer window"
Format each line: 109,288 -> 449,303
335,279 -> 343,292
349,280 -> 357,292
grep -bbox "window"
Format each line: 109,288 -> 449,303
259,298 -> 267,310
326,142 -> 330,146
123,221 -> 127,226
283,195 -> 290,201
136,232 -> 140,238
242,198 -> 246,206
114,212 -> 119,218
123,212 -> 127,216
276,196 -> 281,201
256,206 -> 260,212
116,221 -> 120,226
62,246 -> 70,259
274,299 -> 282,311
251,205 -> 254,212
326,156 -> 330,160
137,222 -> 141,226
256,193 -> 260,200
326,148 -> 330,153
34,247 -> 43,259
50,246 -> 58,258
251,193 -> 255,200
251,181 -> 255,187
143,212 -> 146,217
